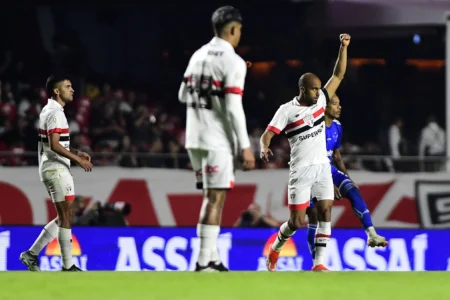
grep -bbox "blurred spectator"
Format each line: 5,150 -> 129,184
234,203 -> 280,228
73,196 -> 131,226
419,114 -> 446,171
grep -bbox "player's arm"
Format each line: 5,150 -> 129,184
47,113 -> 92,171
70,147 -> 91,162
324,34 -> 351,99
332,149 -> 349,176
178,57 -> 195,104
224,58 -> 255,170
260,107 -> 288,162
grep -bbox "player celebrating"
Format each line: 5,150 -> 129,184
260,34 -> 351,272
19,75 -> 93,272
306,94 -> 388,261
178,6 -> 255,272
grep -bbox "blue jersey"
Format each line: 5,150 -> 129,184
325,119 -> 342,163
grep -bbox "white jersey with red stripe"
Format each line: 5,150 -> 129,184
267,89 -> 330,169
38,99 -> 71,181
180,37 -> 247,154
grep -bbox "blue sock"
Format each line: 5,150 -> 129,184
344,186 -> 373,229
307,224 -> 317,260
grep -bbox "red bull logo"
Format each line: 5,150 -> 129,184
40,234 -> 88,271
257,233 -> 304,271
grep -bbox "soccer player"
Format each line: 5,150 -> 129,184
19,75 -> 93,272
260,34 -> 351,272
178,6 -> 256,272
306,94 -> 388,261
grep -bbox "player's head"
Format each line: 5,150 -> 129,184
326,94 -> 341,119
46,75 -> 74,103
298,73 -> 321,105
212,6 -> 243,48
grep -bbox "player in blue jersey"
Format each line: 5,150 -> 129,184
306,94 -> 388,261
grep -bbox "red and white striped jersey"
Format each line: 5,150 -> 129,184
38,99 -> 71,180
179,37 -> 250,154
267,89 -> 329,169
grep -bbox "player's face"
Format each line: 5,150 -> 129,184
56,80 -> 74,102
326,95 -> 341,119
302,78 -> 321,105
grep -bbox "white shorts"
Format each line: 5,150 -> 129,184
287,163 -> 333,210
187,149 -> 235,190
41,168 -> 75,203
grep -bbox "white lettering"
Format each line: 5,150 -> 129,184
342,238 -> 366,270
388,239 -> 411,271
165,237 -> 188,270
142,236 -> 165,271
412,234 -> 428,271
0,231 -> 10,271
326,239 -> 343,271
116,237 -> 141,271
366,246 -> 387,271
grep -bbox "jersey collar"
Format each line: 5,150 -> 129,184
48,98 -> 64,111
210,37 -> 235,52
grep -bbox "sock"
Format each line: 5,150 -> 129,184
57,227 -> 73,269
344,186 -> 374,230
196,224 -> 220,267
314,221 -> 331,267
307,224 -> 317,260
271,222 -> 296,252
29,219 -> 58,255
208,226 -> 221,265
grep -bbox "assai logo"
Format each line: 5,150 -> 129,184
40,234 -> 88,271
257,233 -> 304,271
115,233 -> 232,271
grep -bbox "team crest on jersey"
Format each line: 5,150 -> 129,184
303,114 -> 314,127
66,184 -> 72,193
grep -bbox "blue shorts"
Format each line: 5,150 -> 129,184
309,165 -> 353,208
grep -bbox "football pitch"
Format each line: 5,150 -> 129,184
0,272 -> 449,300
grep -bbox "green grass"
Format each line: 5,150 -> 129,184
0,272 -> 449,300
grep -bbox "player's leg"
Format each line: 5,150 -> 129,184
194,150 -> 233,272
50,169 -> 81,271
333,169 -> 387,247
266,171 -> 312,272
306,200 -> 318,262
311,164 -> 335,271
20,217 -> 59,271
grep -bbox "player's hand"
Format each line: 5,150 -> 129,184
340,33 -> 351,47
78,158 -> 93,172
77,151 -> 91,162
260,147 -> 273,162
242,148 -> 256,171
334,186 -> 342,200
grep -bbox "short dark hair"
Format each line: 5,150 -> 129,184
46,74 -> 71,97
211,6 -> 242,35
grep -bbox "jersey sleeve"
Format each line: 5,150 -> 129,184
224,57 -> 246,96
267,107 -> 289,135
318,88 -> 330,108
46,110 -> 68,135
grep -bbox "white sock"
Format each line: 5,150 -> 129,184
29,219 -> 58,255
209,225 -> 221,265
57,227 -> 73,269
271,222 -> 296,252
196,224 -> 220,267
314,221 -> 331,266
366,226 -> 377,238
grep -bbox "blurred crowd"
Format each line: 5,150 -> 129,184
0,47 -> 446,171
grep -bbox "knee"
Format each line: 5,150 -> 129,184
288,214 -> 306,231
315,201 -> 333,221
307,207 -> 318,224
